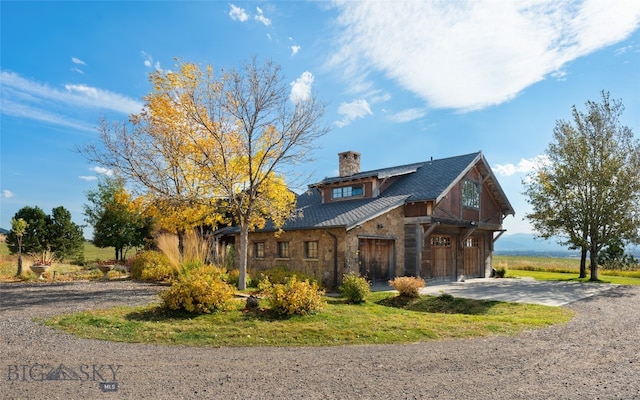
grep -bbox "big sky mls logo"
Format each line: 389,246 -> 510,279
6,363 -> 121,392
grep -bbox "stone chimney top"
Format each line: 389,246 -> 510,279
338,151 -> 361,177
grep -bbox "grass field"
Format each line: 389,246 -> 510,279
494,254 -> 640,282
45,291 -> 573,347
0,241 -> 117,281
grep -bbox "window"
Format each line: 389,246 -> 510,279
462,180 -> 480,208
332,184 -> 364,199
430,236 -> 451,247
277,241 -> 290,258
464,238 -> 479,248
305,241 -> 318,259
254,242 -> 264,258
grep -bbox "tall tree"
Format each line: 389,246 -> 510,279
84,177 -> 154,261
79,58 -> 328,289
524,91 -> 640,281
10,218 -> 28,276
47,206 -> 85,261
6,206 -> 49,257
6,206 -> 85,263
79,80 -> 223,252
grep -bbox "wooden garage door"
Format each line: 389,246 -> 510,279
430,235 -> 453,280
359,239 -> 393,282
463,237 -> 483,278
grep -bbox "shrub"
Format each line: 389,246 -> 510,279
226,268 -> 253,288
389,276 -> 425,298
339,272 -> 371,304
258,265 -> 318,286
130,251 -> 177,282
160,265 -> 236,314
493,267 -> 506,278
261,276 -> 326,316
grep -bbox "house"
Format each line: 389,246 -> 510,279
216,151 -> 514,288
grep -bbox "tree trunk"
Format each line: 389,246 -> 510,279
579,247 -> 587,278
177,229 -> 186,263
16,255 -> 23,277
16,238 -> 23,276
589,248 -> 599,281
238,224 -> 249,290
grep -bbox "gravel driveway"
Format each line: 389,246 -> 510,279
1,280 -> 639,399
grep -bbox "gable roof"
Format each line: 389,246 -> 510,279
219,151 -> 514,234
275,151 -> 514,232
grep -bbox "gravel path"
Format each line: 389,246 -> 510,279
1,280 -> 639,399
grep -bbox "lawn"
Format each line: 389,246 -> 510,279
494,254 -> 640,283
44,291 -> 573,347
506,269 -> 640,285
0,241 -> 118,281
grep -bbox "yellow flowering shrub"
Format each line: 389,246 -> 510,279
262,276 -> 326,316
130,251 -> 178,282
160,266 -> 236,314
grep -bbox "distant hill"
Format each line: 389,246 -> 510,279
495,233 -> 578,257
0,228 -> 8,235
495,233 -> 640,258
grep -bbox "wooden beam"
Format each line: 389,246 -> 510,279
461,227 -> 477,244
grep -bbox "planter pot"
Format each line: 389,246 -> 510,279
30,265 -> 50,280
97,265 -> 113,279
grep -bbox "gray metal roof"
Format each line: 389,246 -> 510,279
219,151 -> 514,234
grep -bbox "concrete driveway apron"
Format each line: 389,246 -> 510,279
418,277 -> 617,306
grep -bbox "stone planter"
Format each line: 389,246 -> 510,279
30,264 -> 50,280
97,264 -> 113,279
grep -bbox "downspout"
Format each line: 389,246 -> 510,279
327,231 -> 339,289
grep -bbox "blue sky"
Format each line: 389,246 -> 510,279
1,1 -> 639,238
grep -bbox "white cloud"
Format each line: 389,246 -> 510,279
91,166 -> 114,176
291,45 -> 301,56
329,0 -> 640,111
2,190 -> 14,198
141,51 -> 164,72
335,99 -> 372,128
71,57 -> 86,65
0,72 -> 143,124
493,155 -> 550,177
71,67 -> 84,75
615,44 -> 634,56
387,108 -> 427,123
79,176 -> 98,181
290,71 -> 314,104
229,4 -> 249,22
255,7 -> 271,26
0,97 -> 94,132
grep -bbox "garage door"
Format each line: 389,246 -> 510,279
430,235 -> 453,280
359,238 -> 394,282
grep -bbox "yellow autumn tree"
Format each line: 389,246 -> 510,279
79,58 -> 328,288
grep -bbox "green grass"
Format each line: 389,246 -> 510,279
82,242 -> 117,262
506,269 -> 640,285
494,254 -> 640,283
44,291 -> 573,347
0,241 -> 117,281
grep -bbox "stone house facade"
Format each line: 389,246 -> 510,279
216,151 -> 514,288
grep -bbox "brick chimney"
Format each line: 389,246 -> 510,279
338,151 -> 361,177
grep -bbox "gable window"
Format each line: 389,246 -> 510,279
305,241 -> 318,259
332,184 -> 364,199
254,242 -> 265,258
277,241 -> 290,258
462,180 -> 480,209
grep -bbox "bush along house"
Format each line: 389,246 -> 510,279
215,151 -> 514,288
